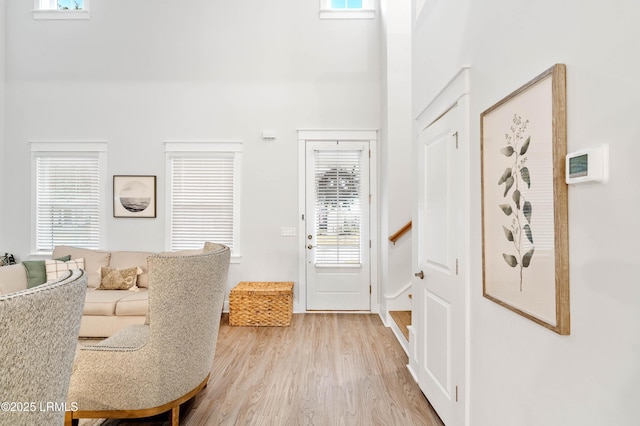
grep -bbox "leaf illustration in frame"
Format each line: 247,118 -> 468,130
523,201 -> 532,223
501,146 -> 515,157
522,248 -> 535,268
520,136 -> 531,155
499,204 -> 513,215
524,224 -> 533,243
498,168 -> 512,185
503,254 -> 518,267
503,226 -> 514,242
521,167 -> 531,188
512,190 -> 521,209
504,176 -> 515,196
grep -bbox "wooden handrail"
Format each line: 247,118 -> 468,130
388,221 -> 412,245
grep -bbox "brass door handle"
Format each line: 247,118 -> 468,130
307,245 -> 315,250
414,270 -> 424,279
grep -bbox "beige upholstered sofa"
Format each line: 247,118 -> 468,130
0,246 -> 156,338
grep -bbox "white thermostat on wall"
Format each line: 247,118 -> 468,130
566,144 -> 609,184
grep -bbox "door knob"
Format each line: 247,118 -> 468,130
414,270 -> 424,279
307,245 -> 315,250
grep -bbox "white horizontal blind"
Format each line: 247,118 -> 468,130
35,155 -> 101,251
169,155 -> 235,251
314,149 -> 362,265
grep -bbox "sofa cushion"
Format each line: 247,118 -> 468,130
53,246 -> 110,288
83,289 -> 127,316
83,290 -> 119,316
23,255 -> 71,288
114,290 -> 149,316
83,288 -> 149,317
108,251 -> 153,288
98,266 -> 141,290
45,258 -> 85,283
0,264 -> 28,295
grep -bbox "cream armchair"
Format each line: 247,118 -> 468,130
0,269 -> 87,426
65,243 -> 230,426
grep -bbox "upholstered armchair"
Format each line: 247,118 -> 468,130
0,269 -> 87,426
65,243 -> 230,426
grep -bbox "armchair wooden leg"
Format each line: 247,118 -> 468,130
64,411 -> 79,426
171,405 -> 180,426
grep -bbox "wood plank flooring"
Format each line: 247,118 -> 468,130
84,313 -> 443,426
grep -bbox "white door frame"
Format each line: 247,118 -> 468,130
298,129 -> 379,313
413,66 -> 471,425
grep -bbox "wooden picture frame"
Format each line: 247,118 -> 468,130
480,64 -> 569,335
113,175 -> 157,218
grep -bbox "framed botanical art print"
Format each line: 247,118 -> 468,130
480,64 -> 570,335
113,175 -> 157,218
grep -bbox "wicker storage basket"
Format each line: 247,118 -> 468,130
229,282 -> 294,327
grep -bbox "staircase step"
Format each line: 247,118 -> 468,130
389,310 -> 411,341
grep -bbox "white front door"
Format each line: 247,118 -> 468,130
305,140 -> 370,311
414,103 -> 466,425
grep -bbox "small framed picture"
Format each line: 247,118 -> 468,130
113,175 -> 157,218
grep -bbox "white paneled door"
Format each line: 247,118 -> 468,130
414,102 -> 466,425
305,141 -> 370,311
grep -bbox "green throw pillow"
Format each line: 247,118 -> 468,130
23,255 -> 72,288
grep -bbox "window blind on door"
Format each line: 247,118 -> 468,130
169,155 -> 235,251
35,155 -> 101,251
314,149 -> 362,266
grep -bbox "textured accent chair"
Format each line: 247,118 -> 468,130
0,269 -> 87,426
65,243 -> 230,426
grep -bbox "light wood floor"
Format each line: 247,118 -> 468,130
90,313 -> 443,426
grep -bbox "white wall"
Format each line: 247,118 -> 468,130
0,1 -> 5,253
379,0 -> 413,315
2,0 -> 381,309
414,1 -> 639,425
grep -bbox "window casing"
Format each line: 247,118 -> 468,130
33,0 -> 90,20
31,142 -> 106,255
165,142 -> 242,260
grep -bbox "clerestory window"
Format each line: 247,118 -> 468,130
320,0 -> 375,19
33,0 -> 90,20
331,0 -> 363,9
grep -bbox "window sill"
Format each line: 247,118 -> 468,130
32,9 -> 90,20
319,8 -> 375,20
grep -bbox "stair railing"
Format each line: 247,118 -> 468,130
388,221 -> 412,245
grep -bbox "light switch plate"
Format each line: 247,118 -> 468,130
280,227 -> 296,237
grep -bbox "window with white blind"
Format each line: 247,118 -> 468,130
314,149 -> 362,265
165,142 -> 241,257
31,142 -> 106,254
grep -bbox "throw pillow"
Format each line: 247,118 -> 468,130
45,258 -> 85,283
23,255 -> 71,288
98,266 -> 142,290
